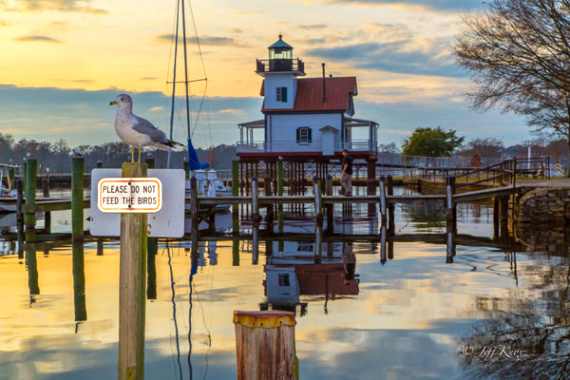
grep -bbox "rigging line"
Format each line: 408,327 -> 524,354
190,82 -> 209,139
167,241 -> 184,380
180,0 -> 192,139
205,90 -> 213,147
187,0 -> 207,80
167,0 -> 181,170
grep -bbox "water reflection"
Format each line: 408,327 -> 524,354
261,239 -> 360,317
2,198 -> 570,379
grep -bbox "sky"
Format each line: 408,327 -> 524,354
0,0 -> 533,149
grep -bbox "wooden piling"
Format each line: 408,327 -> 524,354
16,179 -> 24,245
500,196 -> 509,239
118,162 -> 148,380
41,177 -> 51,233
493,197 -> 494,239
264,176 -> 274,231
232,160 -> 240,235
71,156 -> 84,241
380,225 -> 387,265
446,230 -> 456,264
445,176 -> 456,231
26,243 -> 40,296
8,166 -> 15,189
387,175 -> 395,234
232,238 -> 240,266
252,226 -> 259,265
233,310 -> 298,380
190,177 -> 198,226
72,242 -> 87,321
145,157 -> 157,301
313,176 -> 323,225
277,160 -> 284,232
24,158 -> 37,242
379,176 -> 387,226
325,174 -> 333,231
41,177 -> 50,198
252,177 -> 260,225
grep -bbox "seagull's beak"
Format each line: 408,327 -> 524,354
109,100 -> 117,106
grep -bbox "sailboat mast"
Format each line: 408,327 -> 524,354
180,0 -> 192,139
167,0 -> 181,169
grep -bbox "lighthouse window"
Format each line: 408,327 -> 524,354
296,127 -> 312,144
278,274 -> 290,287
276,87 -> 287,102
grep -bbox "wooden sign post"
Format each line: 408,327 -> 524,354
118,162 -> 148,380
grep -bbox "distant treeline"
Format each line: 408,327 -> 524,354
1,133 -> 567,174
0,133 -> 237,173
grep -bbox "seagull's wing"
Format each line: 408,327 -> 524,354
131,115 -> 169,144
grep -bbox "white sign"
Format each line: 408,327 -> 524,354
98,178 -> 162,213
90,169 -> 185,238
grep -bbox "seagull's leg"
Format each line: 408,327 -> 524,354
131,146 -> 135,163
138,147 -> 142,163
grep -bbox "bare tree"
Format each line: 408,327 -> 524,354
456,0 -> 570,174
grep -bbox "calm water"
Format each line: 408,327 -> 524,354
0,190 -> 569,379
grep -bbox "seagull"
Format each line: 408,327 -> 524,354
110,94 -> 184,163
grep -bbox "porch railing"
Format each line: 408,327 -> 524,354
236,139 -> 376,154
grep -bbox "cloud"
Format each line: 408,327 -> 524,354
228,27 -> 243,34
298,24 -> 328,30
297,0 -> 482,12
156,34 -> 239,46
0,85 -> 262,148
218,109 -> 244,114
4,0 -> 108,14
307,39 -> 467,78
15,35 -> 62,43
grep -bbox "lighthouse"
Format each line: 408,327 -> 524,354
237,34 -> 379,197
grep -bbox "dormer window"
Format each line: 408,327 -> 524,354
276,87 -> 288,102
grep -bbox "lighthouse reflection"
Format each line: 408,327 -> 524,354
261,240 -> 360,316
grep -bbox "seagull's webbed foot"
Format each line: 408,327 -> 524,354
130,146 -> 135,163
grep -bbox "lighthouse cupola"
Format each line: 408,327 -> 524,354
256,34 -> 305,76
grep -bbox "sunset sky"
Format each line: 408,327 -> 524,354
0,0 -> 530,149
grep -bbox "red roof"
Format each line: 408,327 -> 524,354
295,264 -> 359,298
261,76 -> 357,113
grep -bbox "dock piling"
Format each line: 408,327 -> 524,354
251,177 -> 260,225
16,179 -> 24,246
71,155 -> 84,241
233,310 -> 298,380
325,174 -> 333,231
232,160 -> 240,234
277,160 -> 284,232
379,176 -> 387,225
313,176 -> 323,225
24,158 -> 37,242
